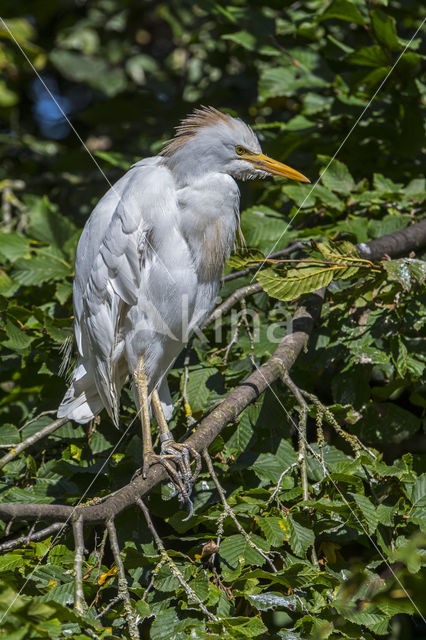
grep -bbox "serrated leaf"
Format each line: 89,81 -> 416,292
184,365 -> 224,415
221,615 -> 268,637
41,581 -> 74,605
257,265 -> 335,302
383,258 -> 426,291
0,552 -> 25,572
150,608 -> 179,640
258,517 -> 288,547
350,493 -> 378,535
226,406 -> 255,454
1,316 -> 35,351
13,250 -> 72,286
345,610 -> 389,635
27,196 -> 77,250
287,515 -> 315,557
219,534 -> 269,578
246,592 -> 297,611
0,423 -> 20,445
0,232 -> 31,262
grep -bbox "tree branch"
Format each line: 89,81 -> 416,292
0,221 -> 424,526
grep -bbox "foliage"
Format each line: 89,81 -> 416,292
0,0 -> 425,638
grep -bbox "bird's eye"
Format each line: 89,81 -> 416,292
235,145 -> 245,156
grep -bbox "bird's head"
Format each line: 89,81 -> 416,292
161,106 -> 310,185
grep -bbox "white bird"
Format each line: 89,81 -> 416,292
58,107 -> 309,504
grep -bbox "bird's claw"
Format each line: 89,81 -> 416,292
136,441 -> 201,519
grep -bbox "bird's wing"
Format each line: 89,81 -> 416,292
74,158 -> 176,425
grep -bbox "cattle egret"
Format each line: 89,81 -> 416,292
58,107 -> 309,510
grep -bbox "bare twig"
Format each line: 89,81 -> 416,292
95,595 -> 123,620
72,513 -> 87,616
95,527 -> 109,581
275,365 -> 310,502
203,449 -> 277,572
222,242 -> 304,282
300,391 -> 366,457
0,417 -> 68,470
106,519 -> 140,640
204,283 -> 262,327
266,462 -> 299,508
0,522 -> 65,553
136,498 -> 217,622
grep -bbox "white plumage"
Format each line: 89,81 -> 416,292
58,107 -> 309,482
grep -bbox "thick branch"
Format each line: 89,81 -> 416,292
357,218 -> 426,262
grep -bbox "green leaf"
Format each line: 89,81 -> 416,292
319,157 -> 355,194
184,365 -> 224,415
221,616 -> 268,638
346,45 -> 389,67
0,552 -> 25,572
13,250 -> 72,286
1,316 -> 34,352
320,0 -> 365,26
350,493 -> 378,535
256,265 -> 335,302
0,232 -> 31,262
383,258 -> 426,291
150,608 -> 179,640
240,206 -> 296,252
222,31 -> 257,51
0,423 -> 20,445
246,592 -> 297,611
27,196 -> 77,252
371,9 -> 401,51
219,534 -> 269,578
258,517 -> 288,547
287,515 -> 315,557
282,183 -> 316,208
226,404 -> 258,455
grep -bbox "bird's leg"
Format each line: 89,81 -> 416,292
151,388 -> 201,496
133,356 -> 154,478
133,358 -> 193,503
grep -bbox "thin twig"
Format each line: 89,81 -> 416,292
95,595 -> 123,620
0,522 -> 64,553
240,298 -> 256,367
203,449 -> 277,573
72,513 -> 87,616
182,345 -> 196,426
203,283 -> 262,327
0,417 -> 68,469
275,364 -> 309,502
95,527 -> 109,581
18,410 -> 58,433
106,519 -> 140,640
300,391 -> 366,457
222,242 -> 304,282
266,462 -> 298,508
136,498 -> 217,621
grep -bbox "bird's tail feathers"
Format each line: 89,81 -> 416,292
57,362 -> 103,424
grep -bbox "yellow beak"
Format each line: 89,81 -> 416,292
244,152 -> 310,183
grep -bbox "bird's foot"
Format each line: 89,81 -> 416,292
160,433 -> 201,494
134,436 -> 201,520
